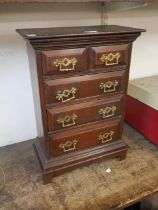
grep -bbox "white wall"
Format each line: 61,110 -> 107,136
0,3 -> 158,147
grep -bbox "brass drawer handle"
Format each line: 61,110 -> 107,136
57,114 -> 78,128
56,87 -> 77,103
100,80 -> 118,93
100,52 -> 121,66
53,57 -> 77,72
98,131 -> 114,144
59,140 -> 78,152
99,106 -> 117,119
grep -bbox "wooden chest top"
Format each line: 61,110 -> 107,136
17,25 -> 145,40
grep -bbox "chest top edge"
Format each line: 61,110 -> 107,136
16,25 -> 145,40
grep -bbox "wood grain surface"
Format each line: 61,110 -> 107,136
0,0 -> 153,3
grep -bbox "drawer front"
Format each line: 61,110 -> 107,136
50,119 -> 121,156
89,44 -> 129,71
42,48 -> 87,76
45,71 -> 126,105
47,95 -> 123,131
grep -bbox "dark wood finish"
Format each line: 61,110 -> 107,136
44,71 -> 126,105
17,25 -> 144,184
26,45 -> 51,155
47,95 -> 123,131
42,48 -> 87,76
17,25 -> 145,41
89,44 -> 129,71
42,44 -> 129,77
50,118 -> 121,156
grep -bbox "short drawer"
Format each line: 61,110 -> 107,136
47,95 -> 123,131
89,44 -> 130,71
42,48 -> 87,76
50,119 -> 121,156
44,71 -> 126,105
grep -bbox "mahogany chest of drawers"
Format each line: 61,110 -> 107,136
17,25 -> 144,184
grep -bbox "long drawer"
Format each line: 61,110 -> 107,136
44,71 -> 126,105
50,119 -> 121,156
47,95 -> 123,131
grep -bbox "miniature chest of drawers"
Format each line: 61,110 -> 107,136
17,25 -> 144,184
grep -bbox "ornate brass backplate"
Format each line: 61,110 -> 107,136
98,131 -> 114,144
59,140 -> 78,152
99,106 -> 117,119
56,87 -> 77,103
100,80 -> 119,93
57,114 -> 78,128
100,52 -> 121,66
53,57 -> 77,71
